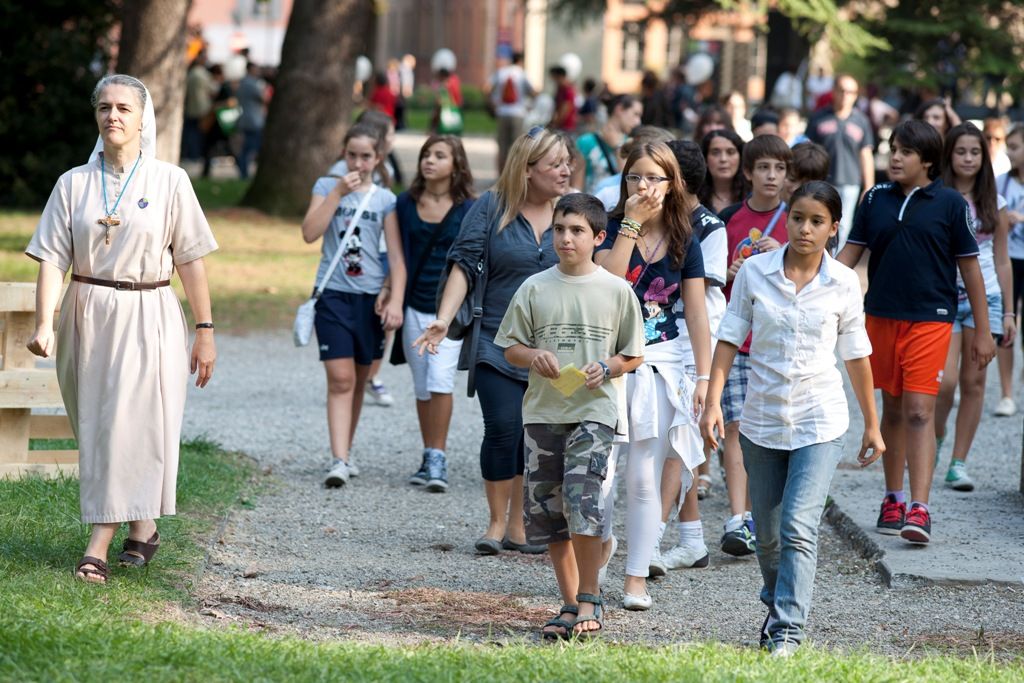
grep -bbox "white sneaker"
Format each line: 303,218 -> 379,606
622,592 -> 653,611
662,544 -> 711,569
365,379 -> 395,407
994,397 -> 1017,417
770,641 -> 799,658
347,454 -> 360,477
324,459 -> 350,488
648,548 -> 667,578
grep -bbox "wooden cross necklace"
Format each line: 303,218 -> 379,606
99,151 -> 142,245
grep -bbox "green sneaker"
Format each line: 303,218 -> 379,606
944,460 -> 975,492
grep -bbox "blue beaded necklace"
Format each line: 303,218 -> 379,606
98,151 -> 142,245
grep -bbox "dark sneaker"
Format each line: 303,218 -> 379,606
720,523 -> 756,557
425,449 -> 449,493
408,450 -> 429,486
875,494 -> 906,535
900,503 -> 931,544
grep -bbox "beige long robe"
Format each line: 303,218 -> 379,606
26,155 -> 218,523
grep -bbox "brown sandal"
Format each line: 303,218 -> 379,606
75,556 -> 109,584
118,531 -> 160,567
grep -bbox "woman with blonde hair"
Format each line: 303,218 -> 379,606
414,127 -> 571,555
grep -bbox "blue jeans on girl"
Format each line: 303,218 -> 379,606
740,433 -> 844,647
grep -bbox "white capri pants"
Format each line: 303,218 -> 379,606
402,307 -> 463,400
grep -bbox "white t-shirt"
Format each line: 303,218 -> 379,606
998,173 -> 1024,260
328,159 -> 396,252
311,179 -> 397,295
958,195 -> 1008,296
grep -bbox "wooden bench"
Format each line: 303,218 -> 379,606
0,282 -> 77,478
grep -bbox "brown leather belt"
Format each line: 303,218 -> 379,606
71,274 -> 171,291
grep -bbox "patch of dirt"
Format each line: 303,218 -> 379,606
912,628 -> 1024,656
381,588 -> 551,631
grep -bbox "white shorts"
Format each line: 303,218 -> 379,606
402,307 -> 463,400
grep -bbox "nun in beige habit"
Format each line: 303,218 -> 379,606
26,74 -> 219,584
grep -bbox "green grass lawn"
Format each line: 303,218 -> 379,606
405,107 -> 497,136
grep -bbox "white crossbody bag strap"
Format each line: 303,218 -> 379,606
312,184 -> 377,299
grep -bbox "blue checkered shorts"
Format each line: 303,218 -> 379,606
721,352 -> 750,425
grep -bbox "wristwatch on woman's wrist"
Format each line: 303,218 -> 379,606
597,360 -> 611,380
195,322 -> 214,330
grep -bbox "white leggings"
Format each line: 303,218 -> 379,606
624,373 -> 676,577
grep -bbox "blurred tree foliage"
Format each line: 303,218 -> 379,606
549,0 -> 887,58
0,1 -> 120,207
855,1 -> 1024,101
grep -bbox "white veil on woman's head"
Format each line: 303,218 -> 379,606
88,74 -> 157,162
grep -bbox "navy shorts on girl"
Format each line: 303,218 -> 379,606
314,290 -> 385,364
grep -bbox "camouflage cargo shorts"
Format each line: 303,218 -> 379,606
523,421 -> 614,545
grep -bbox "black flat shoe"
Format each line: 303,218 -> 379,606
502,537 -> 547,554
474,537 -> 502,555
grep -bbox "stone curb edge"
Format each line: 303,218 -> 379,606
823,497 -> 894,588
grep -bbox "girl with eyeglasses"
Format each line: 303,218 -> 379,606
595,141 -> 712,611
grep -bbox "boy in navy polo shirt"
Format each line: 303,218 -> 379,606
717,134 -> 793,557
838,120 -> 995,546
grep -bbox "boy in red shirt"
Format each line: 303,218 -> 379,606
716,135 -> 793,557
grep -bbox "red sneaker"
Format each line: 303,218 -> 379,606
875,494 -> 905,536
900,504 -> 931,544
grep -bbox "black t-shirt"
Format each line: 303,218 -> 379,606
598,218 -> 705,345
847,179 -> 979,322
396,192 -> 474,314
806,106 -> 874,187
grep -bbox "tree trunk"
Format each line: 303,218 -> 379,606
242,0 -> 376,215
116,0 -> 191,164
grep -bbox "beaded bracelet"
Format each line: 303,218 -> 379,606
621,217 -> 642,234
618,228 -> 639,240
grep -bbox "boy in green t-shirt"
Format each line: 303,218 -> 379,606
495,193 -> 645,639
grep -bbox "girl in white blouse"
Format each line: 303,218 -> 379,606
700,181 -> 885,656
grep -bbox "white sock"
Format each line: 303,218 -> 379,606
725,514 -> 744,532
742,510 -> 753,521
678,520 -> 704,550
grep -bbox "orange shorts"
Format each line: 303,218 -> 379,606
865,315 -> 953,397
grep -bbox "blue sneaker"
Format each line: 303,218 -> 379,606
408,450 -> 429,487
425,449 -> 449,493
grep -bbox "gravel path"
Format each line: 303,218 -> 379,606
183,332 -> 1024,656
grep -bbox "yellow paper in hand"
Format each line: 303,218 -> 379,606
550,362 -> 588,397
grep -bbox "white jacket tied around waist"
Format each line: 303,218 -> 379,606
625,338 -> 706,492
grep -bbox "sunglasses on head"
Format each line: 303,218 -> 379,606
527,125 -> 546,139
